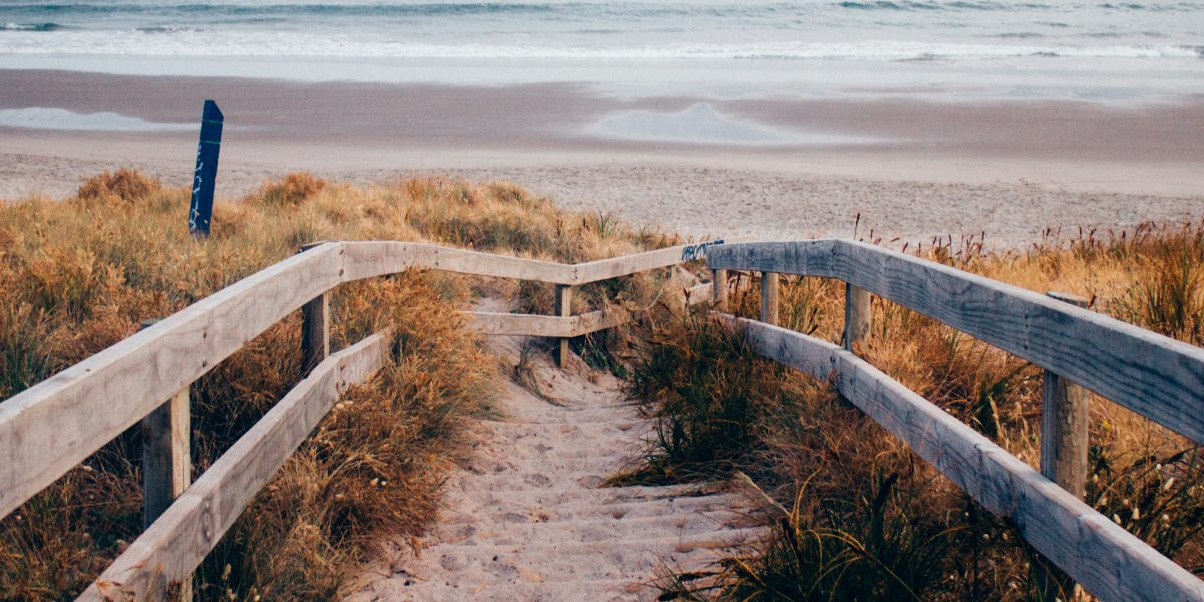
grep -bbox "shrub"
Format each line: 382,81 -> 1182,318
250,172 -> 328,208
75,168 -> 162,207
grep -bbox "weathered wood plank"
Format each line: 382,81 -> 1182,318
430,245 -> 574,284
573,240 -> 723,284
0,244 -> 343,520
726,315 -> 1204,602
80,330 -> 391,602
465,307 -> 629,338
708,239 -> 1204,445
571,306 -> 631,336
467,312 -> 575,337
466,283 -> 713,338
340,241 -> 723,286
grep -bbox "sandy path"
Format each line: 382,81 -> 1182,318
346,335 -> 762,601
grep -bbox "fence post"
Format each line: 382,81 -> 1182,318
142,387 -> 191,527
1040,292 -> 1090,497
760,271 -> 779,325
137,318 -> 192,598
1037,291 -> 1091,601
141,386 -> 192,599
712,268 -> 728,311
555,284 -> 573,367
301,293 -> 330,372
844,284 -> 871,352
300,242 -> 331,374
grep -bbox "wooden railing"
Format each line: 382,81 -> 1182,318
0,239 -> 721,601
708,239 -> 1204,602
12,235 -> 1198,600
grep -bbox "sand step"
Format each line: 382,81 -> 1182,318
440,493 -> 754,525
485,417 -> 645,427
484,421 -> 649,436
441,511 -> 753,544
368,577 -> 654,601
427,526 -> 763,555
445,483 -> 732,511
449,469 -> 634,490
503,403 -> 635,418
413,530 -> 761,586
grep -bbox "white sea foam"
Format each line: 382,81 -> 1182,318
0,107 -> 193,131
0,30 -> 1198,61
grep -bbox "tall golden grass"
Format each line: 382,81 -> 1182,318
0,169 -> 674,600
627,225 -> 1204,600
10,168 -> 1200,600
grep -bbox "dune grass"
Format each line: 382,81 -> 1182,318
0,169 -> 679,600
625,225 -> 1204,600
10,168 -> 1200,600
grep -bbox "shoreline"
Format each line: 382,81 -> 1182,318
2,69 -> 1203,248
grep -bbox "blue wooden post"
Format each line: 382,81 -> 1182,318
188,100 -> 223,237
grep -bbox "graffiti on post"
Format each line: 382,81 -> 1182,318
680,239 -> 725,262
188,100 -> 223,237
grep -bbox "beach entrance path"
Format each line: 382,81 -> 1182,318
348,335 -> 763,601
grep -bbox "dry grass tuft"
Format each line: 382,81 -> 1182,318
75,168 -> 163,207
618,311 -> 804,483
249,171 -> 328,208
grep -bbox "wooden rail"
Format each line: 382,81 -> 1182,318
0,239 -> 720,600
7,234 -> 1200,600
0,244 -> 344,522
465,282 -> 713,337
710,239 -> 1204,601
709,239 -> 1204,445
85,331 -> 392,600
724,316 -> 1204,601
0,240 -> 719,522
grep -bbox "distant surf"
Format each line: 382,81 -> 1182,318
1,1 -> 1199,60
0,22 -> 63,31
0,0 -> 1200,102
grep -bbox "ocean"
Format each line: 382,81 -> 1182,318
1,1 -> 1202,101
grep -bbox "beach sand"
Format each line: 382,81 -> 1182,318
2,70 -> 1203,248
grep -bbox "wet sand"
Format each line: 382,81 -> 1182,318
2,70 -> 1202,247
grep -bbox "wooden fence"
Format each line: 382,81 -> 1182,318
708,239 -> 1204,601
0,239 -> 721,601
5,235 -> 1203,600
